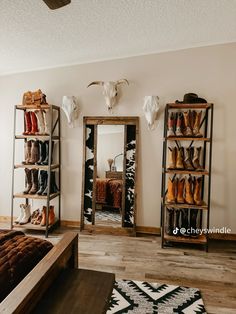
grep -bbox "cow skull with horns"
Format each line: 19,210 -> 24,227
87,79 -> 129,112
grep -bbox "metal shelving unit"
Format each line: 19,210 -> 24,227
161,102 -> 214,251
11,104 -> 61,237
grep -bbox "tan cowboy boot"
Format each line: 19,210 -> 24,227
183,111 -> 193,136
166,177 -> 176,203
185,176 -> 194,204
167,112 -> 175,137
193,111 -> 203,137
49,206 -> 55,225
193,147 -> 203,171
193,177 -> 203,205
184,147 -> 194,170
28,140 -> 39,164
22,140 -> 32,164
176,112 -> 184,136
23,169 -> 32,194
176,177 -> 185,203
41,206 -> 46,226
167,147 -> 176,169
176,147 -> 184,169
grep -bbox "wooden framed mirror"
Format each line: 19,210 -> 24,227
80,116 -> 139,235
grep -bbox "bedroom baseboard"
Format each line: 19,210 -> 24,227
1,216 -> 235,240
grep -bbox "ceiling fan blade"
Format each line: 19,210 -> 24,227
42,0 -> 71,10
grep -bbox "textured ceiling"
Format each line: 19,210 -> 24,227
0,0 -> 236,75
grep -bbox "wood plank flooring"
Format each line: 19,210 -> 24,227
1,222 -> 236,314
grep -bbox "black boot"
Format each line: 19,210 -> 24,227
165,208 -> 174,235
37,141 -> 47,165
36,170 -> 48,195
190,209 -> 199,237
173,209 -> 180,236
42,171 -> 59,195
42,141 -> 54,165
180,208 -> 189,237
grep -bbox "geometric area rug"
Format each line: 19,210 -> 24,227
107,280 -> 207,314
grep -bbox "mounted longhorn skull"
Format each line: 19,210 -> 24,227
143,96 -> 160,130
87,79 -> 129,112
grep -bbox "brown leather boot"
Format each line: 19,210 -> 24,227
190,110 -> 196,130
183,111 -> 193,136
41,206 -> 46,226
29,111 -> 38,135
166,177 -> 176,203
167,112 -> 175,137
176,147 -> 184,169
176,177 -> 185,203
193,147 -> 203,171
29,169 -> 39,194
184,147 -> 194,170
176,112 -> 184,136
28,140 -> 39,164
23,112 -> 32,135
23,169 -> 32,194
167,147 -> 176,169
193,111 -> 203,137
185,176 -> 194,204
49,206 -> 55,225
193,177 -> 203,205
22,140 -> 32,164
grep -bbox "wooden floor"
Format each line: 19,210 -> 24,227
1,223 -> 236,314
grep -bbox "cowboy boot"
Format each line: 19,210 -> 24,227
167,112 -> 175,137
190,110 -> 196,130
29,169 -> 39,194
193,147 -> 203,171
31,209 -> 40,224
183,111 -> 193,136
37,141 -> 47,165
189,208 -> 199,237
29,111 -> 38,135
23,111 -> 32,135
176,112 -> 184,136
193,111 -> 203,137
167,147 -> 176,169
49,206 -> 55,225
43,110 -> 51,135
184,147 -> 194,170
181,208 -> 189,236
35,110 -> 46,135
176,177 -> 185,203
41,206 -> 46,226
185,176 -> 194,204
36,170 -> 48,195
19,204 -> 31,224
23,169 -> 32,194
166,177 -> 176,204
28,140 -> 39,164
42,141 -> 54,165
14,205 -> 25,224
173,209 -> 180,235
22,140 -> 32,164
176,147 -> 184,169
193,176 -> 203,205
42,171 -> 59,195
165,208 -> 174,235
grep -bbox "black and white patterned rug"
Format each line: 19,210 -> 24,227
95,210 -> 122,223
107,280 -> 206,314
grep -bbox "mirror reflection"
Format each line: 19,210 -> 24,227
95,125 -> 124,227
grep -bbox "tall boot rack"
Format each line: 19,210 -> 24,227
161,103 -> 213,251
11,104 -> 61,237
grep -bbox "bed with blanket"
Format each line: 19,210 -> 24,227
96,178 -> 123,209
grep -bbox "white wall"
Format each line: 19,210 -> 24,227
0,42 -> 236,231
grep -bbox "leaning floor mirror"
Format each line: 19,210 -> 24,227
80,117 -> 139,235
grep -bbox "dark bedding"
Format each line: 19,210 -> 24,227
0,230 -> 53,302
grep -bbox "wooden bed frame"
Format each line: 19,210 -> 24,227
0,232 -> 78,314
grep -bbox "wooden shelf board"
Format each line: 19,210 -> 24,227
13,219 -> 58,231
14,192 -> 60,200
166,137 -> 210,141
167,103 -> 212,109
165,169 -> 209,176
15,135 -> 59,140
16,104 -> 59,110
164,233 -> 207,244
164,202 -> 208,210
15,164 -> 60,170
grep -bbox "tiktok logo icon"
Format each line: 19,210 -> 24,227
173,227 -> 179,235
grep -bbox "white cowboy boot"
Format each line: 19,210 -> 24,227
43,110 -> 51,135
35,110 -> 45,134
14,205 -> 25,224
19,204 -> 31,224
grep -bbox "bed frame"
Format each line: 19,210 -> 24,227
0,232 -> 78,314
